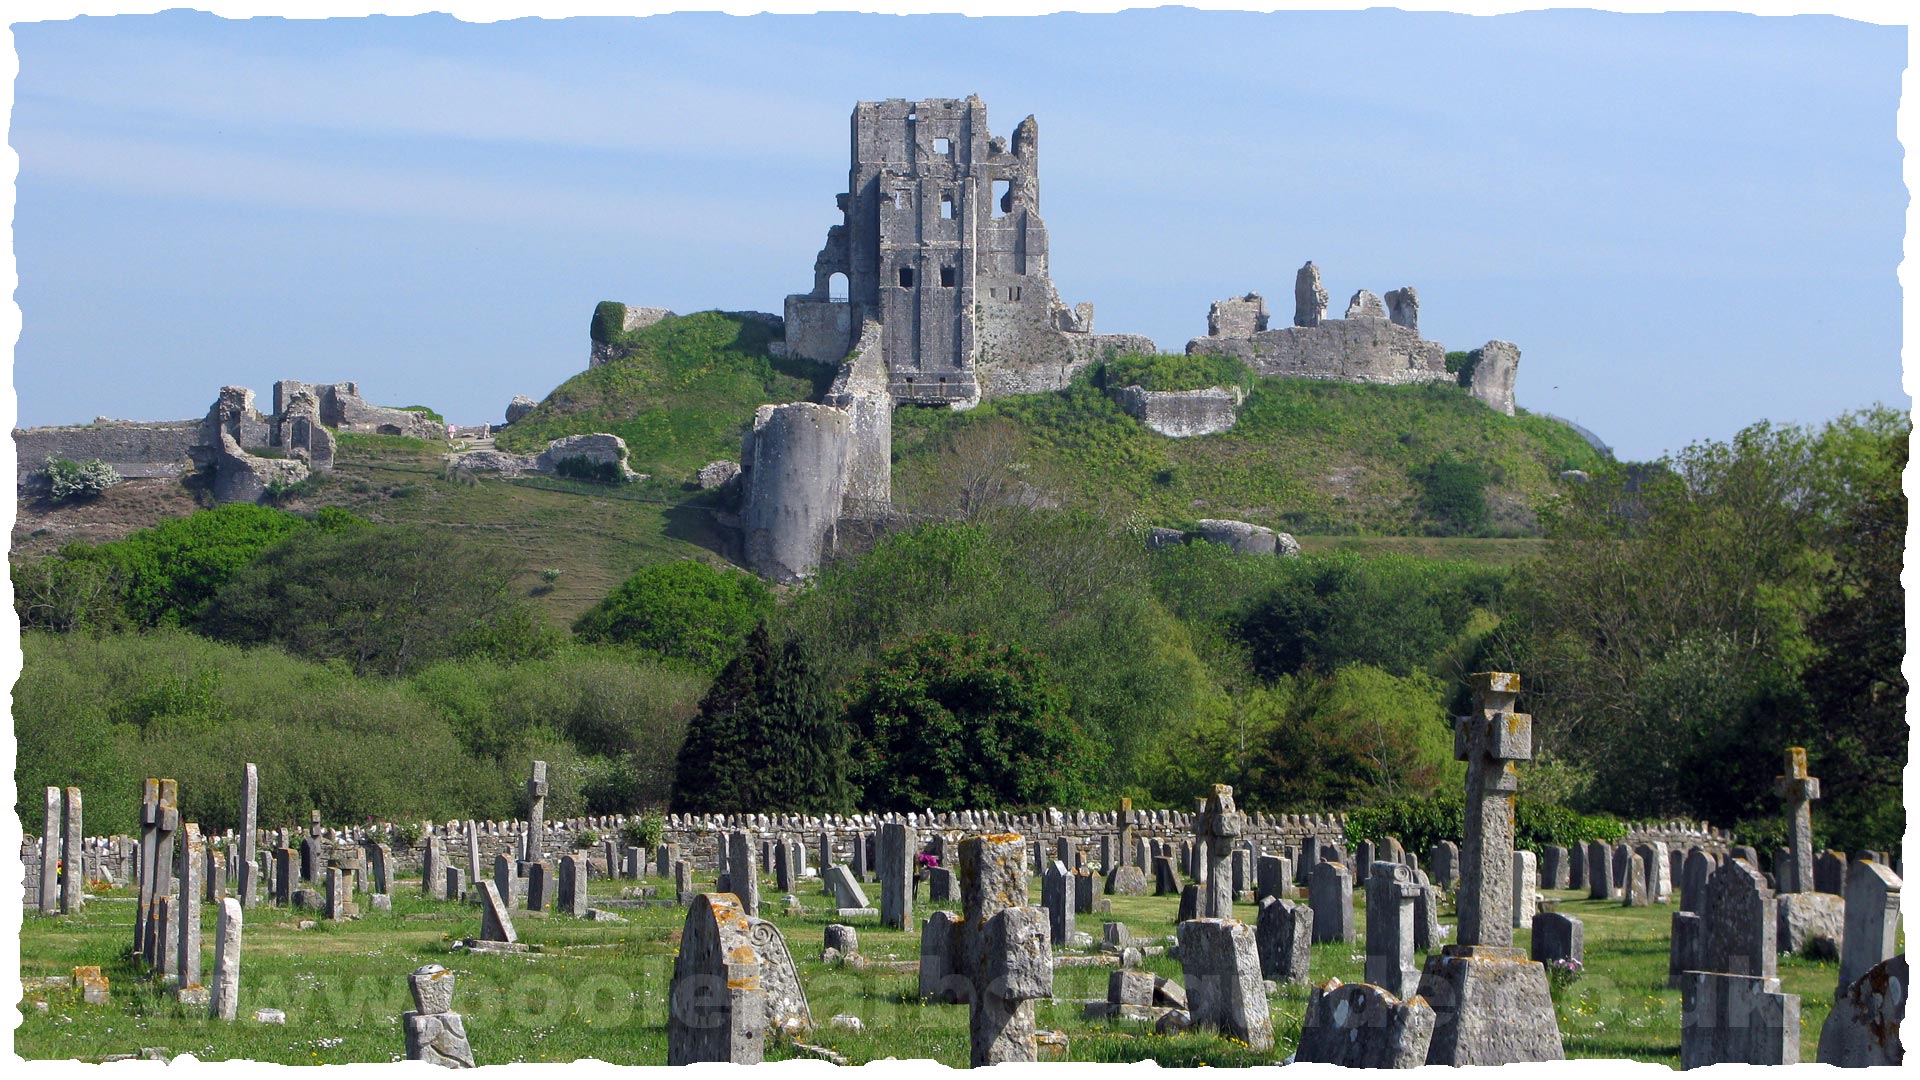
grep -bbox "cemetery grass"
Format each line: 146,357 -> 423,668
17,880 -> 1848,1066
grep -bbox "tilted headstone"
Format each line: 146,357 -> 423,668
477,881 -> 517,944
826,864 -> 869,909
878,821 -> 916,930
916,834 -> 1054,1067
1837,860 -> 1901,995
1177,882 -> 1201,923
1816,954 -> 1907,1067
1255,895 -> 1311,985
1411,868 -> 1443,952
1774,747 -> 1819,894
403,965 -> 476,1068
1296,978 -> 1435,1068
1412,672 -> 1562,1065
1366,861 -> 1421,999
1178,917 -> 1273,1050
1152,854 -> 1182,896
1308,861 -> 1354,944
209,898 -> 243,1021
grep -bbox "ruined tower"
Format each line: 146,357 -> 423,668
782,96 -> 1150,408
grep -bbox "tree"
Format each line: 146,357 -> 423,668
841,631 -> 1094,810
197,524 -> 536,676
670,625 -> 851,814
572,560 -> 771,674
1242,665 -> 1458,809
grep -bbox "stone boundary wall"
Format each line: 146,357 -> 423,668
20,812 -> 1739,891
13,421 -> 205,481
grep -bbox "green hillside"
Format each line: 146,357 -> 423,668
892,372 -> 1606,536
494,308 -> 836,480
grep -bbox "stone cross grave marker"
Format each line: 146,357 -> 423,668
1774,747 -> 1820,894
1192,784 -> 1244,919
918,833 -> 1055,1067
1412,672 -> 1562,1065
525,760 -> 547,859
140,779 -> 180,967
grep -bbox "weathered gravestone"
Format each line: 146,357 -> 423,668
1412,672 -> 1563,1065
524,861 -> 553,913
877,821 -> 915,930
136,778 -> 179,964
918,834 -> 1055,1067
1587,840 -> 1616,900
363,841 -> 391,897
1411,867 -> 1444,951
1309,860 -> 1354,944
1817,954 -> 1907,1067
1837,860 -> 1901,997
403,965 -> 476,1068
175,823 -> 206,992
492,853 -> 520,907
1541,844 -> 1569,890
1042,860 -> 1075,946
38,787 -> 60,914
1255,854 -> 1290,903
1776,890 -> 1843,956
58,788 -> 86,914
238,764 -> 260,908
1152,854 -> 1182,896
727,829 -> 759,917
1366,861 -> 1422,999
674,860 -> 694,906
1681,847 -> 1714,913
1295,978 -> 1435,1068
524,760 -> 547,861
1255,896 -> 1311,985
209,897 -> 243,1021
1816,849 -> 1849,895
1191,784 -> 1244,919
1774,747 -> 1820,893
774,835 -> 797,892
1178,917 -> 1273,1050
1679,858 -> 1798,1068
556,854 -> 588,917
826,863 -> 869,909
1636,841 -> 1672,902
1623,852 -> 1651,907
1429,840 -> 1458,891
1530,911 -> 1583,967
1177,883 -> 1200,923
422,836 -> 447,899
1512,850 -> 1539,926
476,881 -> 518,945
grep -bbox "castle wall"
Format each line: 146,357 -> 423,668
1187,318 -> 1452,386
739,402 -> 852,584
13,421 -> 206,480
1109,384 -> 1243,437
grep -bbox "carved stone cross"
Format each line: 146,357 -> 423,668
1453,672 -> 1530,947
1117,797 -> 1145,870
919,834 -> 1055,1066
1773,748 -> 1820,894
1192,784 -> 1245,920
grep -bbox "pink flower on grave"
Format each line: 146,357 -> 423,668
916,853 -> 940,870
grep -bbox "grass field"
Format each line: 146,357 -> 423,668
17,867 -> 1848,1066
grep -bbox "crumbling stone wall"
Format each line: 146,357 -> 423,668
1460,341 -> 1521,416
274,381 -> 440,440
13,421 -> 205,481
738,402 -> 853,584
1109,384 -> 1243,437
782,97 -> 1152,408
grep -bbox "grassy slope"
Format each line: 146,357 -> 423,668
494,311 -> 836,483
893,376 -> 1605,536
17,876 -> 1847,1066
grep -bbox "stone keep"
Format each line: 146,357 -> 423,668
1295,978 -> 1435,1068
403,965 -> 476,1068
1366,861 -> 1422,999
1255,896 -> 1311,985
1774,747 -> 1820,894
1177,917 -> 1274,1051
1412,672 -> 1563,1065
917,834 -> 1055,1067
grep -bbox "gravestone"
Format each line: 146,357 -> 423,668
826,864 -> 869,909
363,842 -> 391,896
403,965 -> 476,1068
466,825 -> 483,892
657,841 -> 680,879
422,837 -> 447,899
1623,852 -> 1651,907
1587,841 -> 1616,900
39,787 -> 60,914
238,764 -> 260,907
205,847 -> 226,903
1074,867 -> 1097,913
1255,854 -> 1290,902
175,824 -> 205,987
1542,845 -> 1569,890
1567,840 -> 1586,891
1776,891 -> 1844,955
1701,859 -> 1775,978
1041,861 -> 1074,946
1669,911 -> 1702,988
209,898 -> 243,1021
1177,882 -> 1201,923
727,830 -> 759,917
1309,861 -> 1354,944
1837,860 -> 1901,996
557,854 -> 588,917
1429,841 -> 1458,890
477,881 -> 517,944
272,847 -> 294,905
674,860 -> 693,906
824,923 -> 859,958
446,868 -> 465,902
1178,917 -> 1273,1050
1412,672 -> 1563,1065
1254,896 -> 1311,984
928,865 -> 955,903
525,760 -> 547,862
774,836 -> 797,892
1817,954 -> 1907,1067
1296,979 -> 1435,1068
1681,848 -> 1713,913
525,861 -> 553,913
917,834 -> 1055,1067
493,853 -> 520,907
1636,841 -> 1671,902
1612,844 -> 1632,892
58,789 -> 84,913
1680,971 -> 1798,1067
1152,855 -> 1182,896
1530,911 -> 1583,966
1774,747 -> 1819,893
1365,861 -> 1422,999
1411,868 -> 1443,951
1815,849 -> 1848,895
136,778 -> 179,964
1356,840 -> 1376,884
878,821 -> 916,930
1192,784 -> 1244,919
1512,850 -> 1539,926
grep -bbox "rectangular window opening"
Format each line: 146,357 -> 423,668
993,179 -> 1011,217
940,191 -> 955,220
898,267 -> 915,288
934,137 -> 952,156
941,265 -> 956,288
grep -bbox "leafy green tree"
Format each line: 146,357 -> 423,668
670,625 -> 851,814
573,560 -> 772,673
842,631 -> 1094,810
1242,665 -> 1459,809
197,524 -> 536,676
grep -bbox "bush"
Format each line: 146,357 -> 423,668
553,455 -> 626,484
572,560 -> 772,674
1345,793 -> 1623,856
43,456 -> 121,501
1418,457 -> 1490,536
1099,352 -> 1251,394
620,811 -> 665,853
842,631 -> 1095,811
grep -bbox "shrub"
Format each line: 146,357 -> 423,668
400,405 -> 446,426
553,455 -> 625,484
54,503 -> 319,627
43,456 -> 121,501
1417,457 -> 1491,536
1345,793 -> 1622,856
574,828 -> 602,850
572,560 -> 772,674
842,631 -> 1095,810
1099,352 -> 1251,394
391,822 -> 424,849
620,811 -> 665,853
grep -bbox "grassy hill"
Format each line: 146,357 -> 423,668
892,373 -> 1606,536
494,309 -> 836,481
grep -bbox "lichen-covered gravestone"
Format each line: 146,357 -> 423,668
1365,861 -> 1421,999
1295,978 -> 1435,1068
1816,954 -> 1907,1067
1411,672 -> 1563,1065
1255,896 -> 1311,985
918,833 -> 1055,1067
1191,784 -> 1244,920
1309,860 -> 1354,944
209,898 -> 243,1021
403,965 -> 476,1068
1679,858 -> 1798,1067
668,893 -> 768,1064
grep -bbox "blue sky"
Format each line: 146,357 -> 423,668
9,8 -> 1909,460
